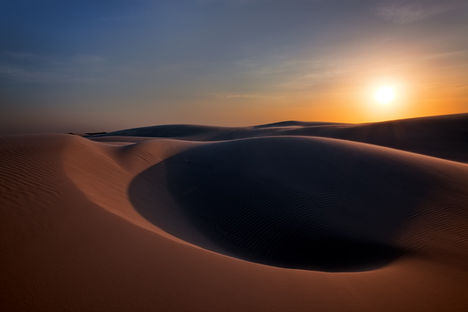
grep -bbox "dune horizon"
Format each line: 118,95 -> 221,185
79,111 -> 465,132
2,111 -> 468,136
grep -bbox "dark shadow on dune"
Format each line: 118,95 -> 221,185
129,137 -> 434,272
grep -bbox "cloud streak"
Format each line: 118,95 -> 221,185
374,1 -> 457,24
0,52 -> 106,84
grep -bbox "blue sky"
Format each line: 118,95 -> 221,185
1,0 -> 467,133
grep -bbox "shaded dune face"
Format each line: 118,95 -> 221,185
129,137 -> 434,272
100,113 -> 468,162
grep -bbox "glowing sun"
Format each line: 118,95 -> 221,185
374,86 -> 396,105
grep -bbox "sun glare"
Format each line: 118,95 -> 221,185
374,86 -> 396,105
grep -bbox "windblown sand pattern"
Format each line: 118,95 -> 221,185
1,114 -> 468,311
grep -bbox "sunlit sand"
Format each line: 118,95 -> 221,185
1,113 -> 467,311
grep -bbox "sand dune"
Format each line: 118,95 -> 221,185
130,136 -> 467,272
1,114 -> 468,311
95,113 -> 468,162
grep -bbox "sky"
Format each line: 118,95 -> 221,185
1,0 -> 467,133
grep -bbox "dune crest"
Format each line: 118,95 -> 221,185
94,113 -> 468,162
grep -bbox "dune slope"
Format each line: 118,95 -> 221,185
1,115 -> 468,311
95,113 -> 468,162
130,137 -> 432,271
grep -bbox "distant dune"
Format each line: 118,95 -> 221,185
1,114 -> 468,311
94,113 -> 468,162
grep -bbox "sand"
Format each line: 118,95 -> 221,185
1,114 -> 468,311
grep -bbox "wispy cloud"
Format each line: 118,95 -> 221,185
0,64 -> 105,84
374,0 -> 458,24
215,92 -> 283,100
0,51 -> 106,84
3,51 -> 105,65
422,49 -> 467,61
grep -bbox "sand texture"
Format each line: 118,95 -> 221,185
1,114 -> 468,311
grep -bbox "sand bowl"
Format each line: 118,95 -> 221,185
129,136 -> 436,271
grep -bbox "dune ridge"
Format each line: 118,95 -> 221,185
94,113 -> 468,162
1,114 -> 468,311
